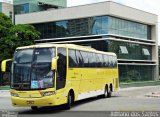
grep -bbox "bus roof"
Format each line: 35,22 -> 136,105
17,44 -> 116,56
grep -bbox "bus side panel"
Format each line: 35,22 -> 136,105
114,68 -> 119,91
79,68 -> 90,93
103,69 -> 113,90
67,68 -> 81,101
88,69 -> 97,92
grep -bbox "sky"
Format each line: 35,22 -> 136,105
68,0 -> 160,45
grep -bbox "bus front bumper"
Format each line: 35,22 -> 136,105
11,96 -> 57,107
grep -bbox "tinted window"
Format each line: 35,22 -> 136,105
68,49 -> 78,68
76,50 -> 84,67
98,54 -> 104,67
110,56 -> 114,68
103,55 -> 109,67
113,56 -> 117,68
88,52 -> 95,67
108,56 -> 112,68
96,54 -> 101,67
92,53 -> 97,67
80,51 -> 89,67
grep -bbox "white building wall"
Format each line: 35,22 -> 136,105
1,2 -> 13,20
15,2 -> 157,25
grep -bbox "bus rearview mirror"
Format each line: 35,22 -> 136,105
51,57 -> 58,71
1,59 -> 12,72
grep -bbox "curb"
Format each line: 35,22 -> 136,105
120,81 -> 160,88
145,91 -> 160,98
0,90 -> 10,92
0,90 -> 10,97
145,94 -> 160,98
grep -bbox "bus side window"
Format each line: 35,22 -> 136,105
68,49 -> 78,68
112,56 -> 115,68
56,48 -> 67,90
113,56 -> 117,68
103,55 -> 109,68
96,54 -> 100,67
88,52 -> 93,67
97,54 -> 103,68
111,56 -> 115,68
80,51 -> 89,68
92,53 -> 97,68
102,55 -> 105,68
108,56 -> 112,68
115,57 -> 118,68
76,50 -> 84,67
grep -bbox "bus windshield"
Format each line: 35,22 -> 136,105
11,48 -> 56,90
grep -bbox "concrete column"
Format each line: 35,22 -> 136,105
151,24 -> 159,81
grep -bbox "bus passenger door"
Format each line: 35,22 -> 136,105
56,48 -> 67,104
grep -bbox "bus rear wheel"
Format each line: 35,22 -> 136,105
104,85 -> 112,98
31,106 -> 38,111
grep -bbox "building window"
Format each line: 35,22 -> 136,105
119,65 -> 154,82
119,46 -> 128,54
108,16 -> 151,40
14,3 -> 29,14
33,16 -> 151,40
142,48 -> 150,55
108,41 -> 152,60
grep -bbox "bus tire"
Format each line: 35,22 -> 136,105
64,92 -> 72,110
104,85 -> 112,98
108,86 -> 112,98
104,86 -> 108,98
31,106 -> 38,111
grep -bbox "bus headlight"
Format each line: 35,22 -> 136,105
11,93 -> 19,97
41,91 -> 55,97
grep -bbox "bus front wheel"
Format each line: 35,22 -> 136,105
65,92 -> 72,110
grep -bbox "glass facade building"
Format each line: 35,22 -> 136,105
33,16 -> 151,40
33,15 -> 154,82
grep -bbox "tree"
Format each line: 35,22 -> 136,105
0,13 -> 13,37
0,13 -> 40,61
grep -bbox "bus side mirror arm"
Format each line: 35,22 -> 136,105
1,59 -> 12,72
51,57 -> 59,71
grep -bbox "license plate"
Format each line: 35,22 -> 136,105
26,100 -> 34,104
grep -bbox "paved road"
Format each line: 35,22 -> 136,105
0,86 -> 160,117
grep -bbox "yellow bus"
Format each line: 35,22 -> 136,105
1,44 -> 119,110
